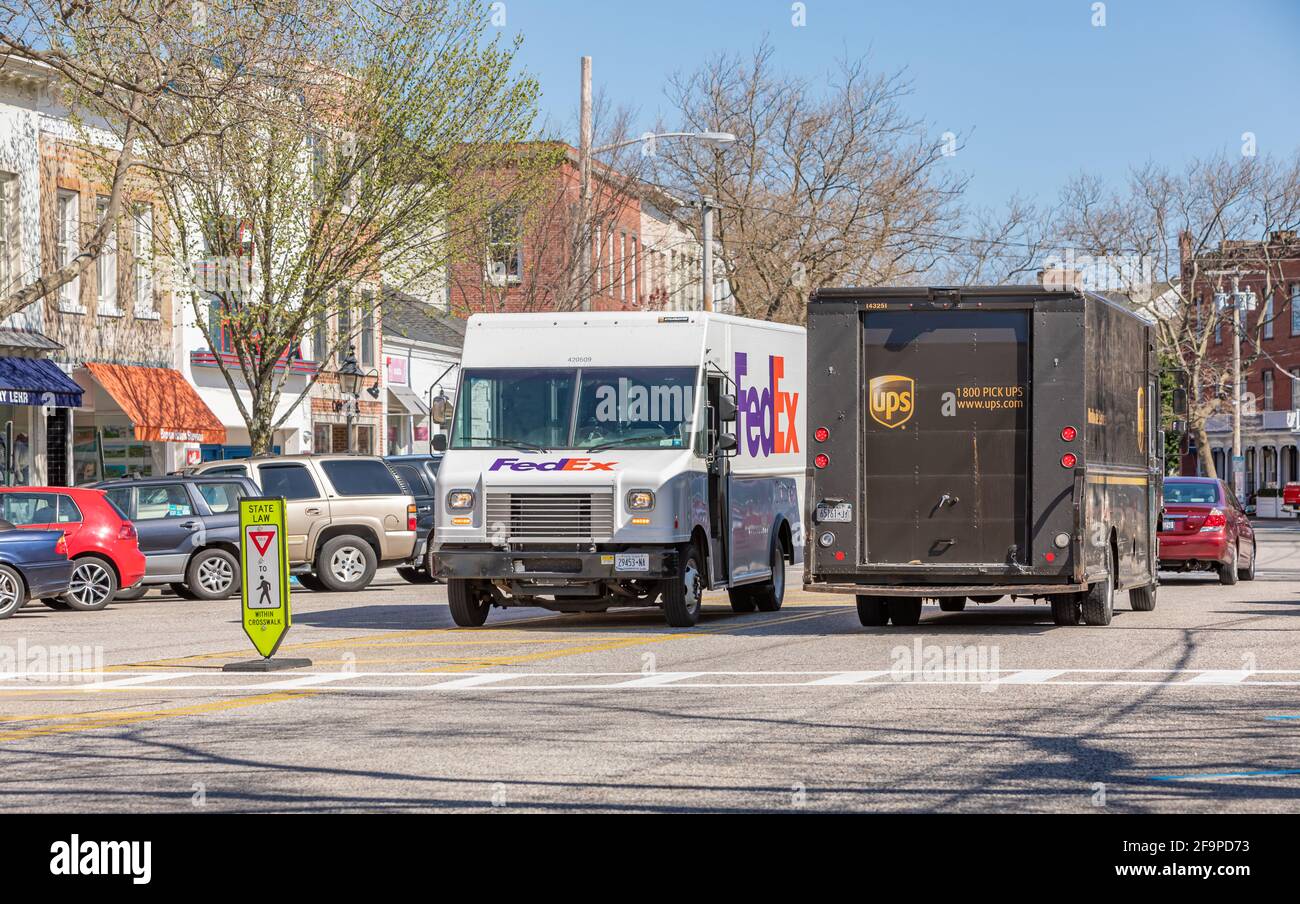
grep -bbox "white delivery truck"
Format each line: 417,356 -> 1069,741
431,311 -> 806,627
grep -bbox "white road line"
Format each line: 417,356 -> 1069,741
805,670 -> 892,685
607,671 -> 706,688
991,669 -> 1068,685
256,672 -> 363,690
79,673 -> 191,691
426,674 -> 519,690
1185,670 -> 1254,684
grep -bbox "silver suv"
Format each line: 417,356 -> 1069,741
191,454 -> 417,592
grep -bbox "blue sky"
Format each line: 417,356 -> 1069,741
495,0 -> 1300,212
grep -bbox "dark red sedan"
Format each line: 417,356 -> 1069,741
0,487 -> 146,611
1158,477 -> 1256,585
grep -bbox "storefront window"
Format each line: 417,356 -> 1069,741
72,422 -> 156,484
0,405 -> 34,487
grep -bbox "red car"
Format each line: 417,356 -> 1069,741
1283,482 -> 1300,518
0,487 -> 145,611
1158,477 -> 1256,585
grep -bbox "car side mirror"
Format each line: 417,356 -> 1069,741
429,393 -> 452,426
431,433 -> 448,453
716,433 -> 738,454
717,393 -> 738,423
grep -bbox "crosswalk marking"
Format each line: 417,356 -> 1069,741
805,671 -> 892,685
609,671 -> 706,688
1185,670 -> 1253,684
992,669 -> 1068,685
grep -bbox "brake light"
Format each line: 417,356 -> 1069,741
1060,426 -> 1077,442
1200,509 -> 1227,531
1060,453 -> 1077,469
55,533 -> 67,556
407,504 -> 417,532
814,453 -> 830,469
118,521 -> 137,542
814,426 -> 830,443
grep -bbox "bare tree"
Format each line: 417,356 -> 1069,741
650,39 -> 966,323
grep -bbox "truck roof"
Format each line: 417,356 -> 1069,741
810,285 -> 1143,320
464,310 -> 804,335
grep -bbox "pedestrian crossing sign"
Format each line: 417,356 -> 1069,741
239,497 -> 291,658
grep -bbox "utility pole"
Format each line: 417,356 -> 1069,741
1209,267 -> 1264,498
578,56 -> 592,312
701,197 -> 715,312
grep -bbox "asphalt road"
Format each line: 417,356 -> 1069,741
3,523 -> 1300,813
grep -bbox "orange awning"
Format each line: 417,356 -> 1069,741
83,362 -> 227,445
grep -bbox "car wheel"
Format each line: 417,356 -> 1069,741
661,544 -> 705,627
169,582 -> 200,600
0,564 -> 26,619
447,579 -> 491,627
316,536 -> 378,592
113,586 -> 149,602
186,548 -> 240,600
294,573 -> 327,592
396,565 -> 435,585
1129,583 -> 1157,611
938,596 -> 967,612
61,556 -> 118,611
1218,545 -> 1240,586
749,538 -> 786,612
1238,542 -> 1257,581
727,586 -> 757,613
856,595 -> 889,626
1051,593 -> 1082,626
887,598 -> 923,626
1081,550 -> 1115,626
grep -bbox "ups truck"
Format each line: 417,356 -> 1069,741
804,286 -> 1160,627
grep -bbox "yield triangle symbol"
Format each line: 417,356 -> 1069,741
249,530 -> 275,557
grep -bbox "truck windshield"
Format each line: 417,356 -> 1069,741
450,367 -> 698,450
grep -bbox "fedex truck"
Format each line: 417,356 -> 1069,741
432,311 -> 805,627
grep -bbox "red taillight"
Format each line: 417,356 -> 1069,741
118,521 -> 137,541
1060,453 -> 1077,469
1201,509 -> 1227,530
814,453 -> 830,469
1060,426 -> 1077,442
407,504 -> 417,532
814,426 -> 830,443
55,533 -> 67,556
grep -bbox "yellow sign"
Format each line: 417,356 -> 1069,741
239,498 -> 291,658
869,374 -> 915,428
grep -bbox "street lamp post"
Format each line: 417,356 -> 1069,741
337,346 -> 363,454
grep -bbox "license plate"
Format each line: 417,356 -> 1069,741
1161,519 -> 1175,532
615,553 -> 649,572
816,502 -> 853,523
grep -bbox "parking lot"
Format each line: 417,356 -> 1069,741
1,521 -> 1299,814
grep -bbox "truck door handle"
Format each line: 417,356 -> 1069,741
305,507 -> 322,515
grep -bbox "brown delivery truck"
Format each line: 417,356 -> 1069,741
803,286 -> 1161,627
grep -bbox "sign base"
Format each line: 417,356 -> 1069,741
222,658 -> 314,673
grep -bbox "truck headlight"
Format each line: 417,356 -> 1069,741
626,489 -> 656,512
446,490 -> 475,510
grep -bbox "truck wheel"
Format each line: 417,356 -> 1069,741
0,564 -> 26,619
1129,583 -> 1157,611
1218,546 -> 1239,586
1238,542 -> 1257,581
447,579 -> 491,627
969,595 -> 1003,604
887,598 -> 923,626
662,545 -> 705,627
856,595 -> 889,626
749,539 -> 786,612
186,548 -> 240,600
727,587 -> 757,613
316,535 -> 378,592
1050,594 -> 1082,626
1081,553 -> 1115,626
938,596 -> 966,612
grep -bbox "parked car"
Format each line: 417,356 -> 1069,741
0,518 -> 72,619
0,487 -> 145,610
1158,477 -> 1257,585
190,454 -> 416,591
1283,482 -> 1300,518
90,475 -> 261,601
385,453 -> 442,584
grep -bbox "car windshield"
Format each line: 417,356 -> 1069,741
1164,481 -> 1220,505
451,367 -> 699,451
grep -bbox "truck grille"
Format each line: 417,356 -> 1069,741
486,491 -> 616,541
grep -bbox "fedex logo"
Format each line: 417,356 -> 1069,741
735,352 -> 800,457
489,457 -> 617,472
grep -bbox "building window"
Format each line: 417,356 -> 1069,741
0,173 -> 17,296
485,208 -> 522,287
1291,368 -> 1300,410
630,235 -> 638,304
1264,291 -> 1274,339
132,203 -> 156,318
337,295 -> 351,365
1291,284 -> 1300,336
96,195 -> 118,315
360,294 -> 375,367
56,189 -> 81,311
312,311 -> 328,363
1263,370 -> 1274,411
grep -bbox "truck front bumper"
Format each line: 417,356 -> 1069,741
439,547 -> 678,583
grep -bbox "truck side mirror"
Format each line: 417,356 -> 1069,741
429,393 -> 452,426
1171,387 -> 1188,417
716,433 -> 738,454
431,433 -> 448,453
717,394 -> 738,423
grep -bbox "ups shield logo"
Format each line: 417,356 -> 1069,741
869,375 -> 915,428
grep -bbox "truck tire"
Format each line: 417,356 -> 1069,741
938,596 -> 966,612
887,598 -> 923,626
1129,583 -> 1156,611
1081,553 -> 1115,626
447,579 -> 491,627
727,587 -> 757,613
661,545 -> 705,627
186,548 -> 240,600
1218,545 -> 1239,586
316,535 -> 378,592
749,539 -> 786,612
1238,542 -> 1257,581
1050,594 -> 1082,626
856,595 -> 889,626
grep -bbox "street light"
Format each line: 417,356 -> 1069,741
337,346 -> 364,452
591,130 -> 738,155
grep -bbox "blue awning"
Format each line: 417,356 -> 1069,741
0,357 -> 83,407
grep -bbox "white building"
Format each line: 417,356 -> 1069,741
380,289 -> 463,455
639,188 -> 733,313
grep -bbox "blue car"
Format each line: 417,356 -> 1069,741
0,519 -> 73,619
